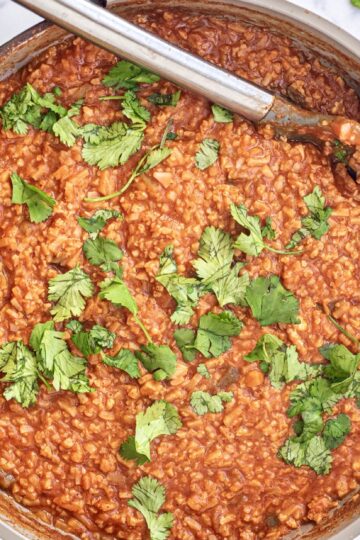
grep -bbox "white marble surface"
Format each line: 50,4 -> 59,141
0,1 -> 359,540
0,0 -> 359,46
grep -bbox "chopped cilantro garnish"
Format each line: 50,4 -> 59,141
83,235 -> 123,276
84,141 -> 172,202
67,321 -> 115,356
0,341 -> 39,407
48,267 -> 94,322
286,187 -> 332,248
51,99 -> 83,147
245,333 -> 322,388
195,138 -> 219,170
231,203 -> 300,256
277,342 -> 359,474
121,90 -> 150,128
323,413 -> 351,450
190,390 -> 233,415
211,104 -> 233,123
99,275 -> 149,335
174,328 -> 196,362
30,321 -> 91,393
245,275 -> 300,326
82,121 -> 144,170
0,83 -> 65,135
156,246 -> 204,324
81,91 -> 150,169
11,172 -> 55,223
128,476 -> 174,540
175,311 -> 242,362
261,217 -> 277,240
135,343 -> 177,381
0,319 -> 93,408
102,60 -> 160,90
77,209 -> 121,237
193,227 -> 249,306
120,400 -> 182,464
147,91 -> 181,107
99,276 -> 177,378
102,349 -> 140,378
0,83 -> 82,147
197,363 -> 210,379
194,311 -> 243,358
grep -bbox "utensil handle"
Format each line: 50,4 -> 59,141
14,0 -> 275,121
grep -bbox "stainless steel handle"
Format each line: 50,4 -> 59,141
14,0 -> 275,121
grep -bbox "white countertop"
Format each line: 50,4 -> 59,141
0,0 -> 359,46
0,1 -> 359,540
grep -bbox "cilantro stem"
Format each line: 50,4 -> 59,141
84,170 -> 138,203
266,246 -> 303,256
36,370 -> 52,390
84,145 -> 158,203
327,314 -> 360,351
99,95 -> 124,101
133,315 -> 153,344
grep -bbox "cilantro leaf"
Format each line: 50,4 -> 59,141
102,349 -> 140,378
211,104 -> 233,123
277,341 -> 357,475
68,322 -> 115,356
0,82 -> 83,147
352,0 -> 360,7
0,83 -> 49,134
210,263 -> 249,308
231,203 -> 264,256
66,319 -> 83,333
102,60 -> 160,90
195,138 -> 219,170
120,400 -> 182,463
135,344 -> 177,381
287,187 -> 332,248
323,414 -> 351,450
261,217 -> 276,240
192,227 -> 235,281
156,246 -> 203,324
0,341 -> 39,408
11,172 -> 55,223
194,311 -> 243,358
245,334 -> 322,388
190,390 -> 233,415
77,209 -> 121,237
83,235 -> 123,275
193,227 -> 249,306
231,203 -> 297,256
245,275 -> 300,326
119,436 -> 148,465
135,146 -> 172,176
121,90 -> 150,128
84,134 -> 172,202
82,122 -> 144,170
279,435 -> 332,475
48,267 -> 94,322
197,363 -> 210,379
320,343 -> 360,383
174,328 -> 196,362
128,476 -> 174,540
147,91 -> 181,107
52,114 -> 79,147
99,276 -> 157,344
30,321 -> 91,393
99,276 -> 138,315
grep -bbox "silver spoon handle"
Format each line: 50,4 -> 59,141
14,0 -> 274,122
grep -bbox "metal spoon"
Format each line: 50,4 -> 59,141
14,0 -> 360,183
